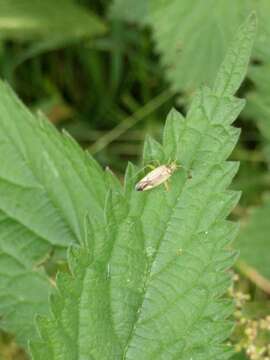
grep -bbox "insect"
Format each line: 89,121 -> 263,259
135,161 -> 179,191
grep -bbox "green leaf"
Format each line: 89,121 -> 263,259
0,0 -> 106,42
110,0 -> 270,170
240,1 -> 270,163
110,0 -> 254,93
213,13 -> 256,97
237,199 -> 270,281
0,81 -> 110,345
31,14 -> 255,360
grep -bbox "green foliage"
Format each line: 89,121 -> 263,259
0,2 -> 171,173
244,2 -> 270,162
110,0 -> 270,181
237,198 -> 270,280
30,14 -> 255,360
0,0 -> 106,42
0,81 -> 113,345
246,60 -> 270,159
110,0 -> 270,98
0,0 -> 106,72
111,0 -> 255,93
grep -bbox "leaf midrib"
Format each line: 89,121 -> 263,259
122,171 -> 189,357
122,91 -> 229,357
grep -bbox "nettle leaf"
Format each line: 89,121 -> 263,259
110,0 -> 255,93
110,0 -> 270,166
31,14 -> 256,360
0,82 -> 111,345
237,199 -> 270,284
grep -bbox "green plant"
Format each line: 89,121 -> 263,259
1,1 -> 270,359
0,80 -> 112,345
0,0 -> 106,66
21,13 -> 256,359
109,0 -> 263,95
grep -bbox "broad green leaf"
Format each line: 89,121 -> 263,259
237,199 -> 270,281
0,0 -> 106,42
111,0 -> 254,93
238,1 -> 270,164
0,81 -> 111,345
31,14 -> 255,360
213,13 -> 256,97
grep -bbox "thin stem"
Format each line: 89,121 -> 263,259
236,260 -> 270,295
89,89 -> 173,154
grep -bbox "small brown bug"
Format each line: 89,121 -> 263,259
135,162 -> 179,191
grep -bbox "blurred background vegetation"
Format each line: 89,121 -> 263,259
0,1 -> 269,359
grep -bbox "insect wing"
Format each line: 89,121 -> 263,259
135,165 -> 170,191
135,180 -> 153,191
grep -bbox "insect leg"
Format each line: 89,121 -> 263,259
164,180 -> 170,192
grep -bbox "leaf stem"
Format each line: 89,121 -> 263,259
236,260 -> 270,294
89,89 -> 173,154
